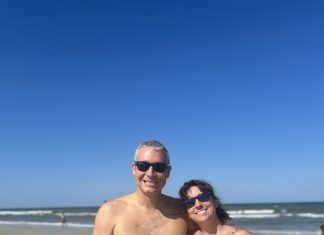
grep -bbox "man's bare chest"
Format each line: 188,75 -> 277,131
113,209 -> 187,235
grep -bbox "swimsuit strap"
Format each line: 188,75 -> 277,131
232,228 -> 239,234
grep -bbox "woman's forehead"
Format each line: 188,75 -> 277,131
186,186 -> 202,198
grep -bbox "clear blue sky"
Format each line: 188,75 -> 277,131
1,0 -> 323,209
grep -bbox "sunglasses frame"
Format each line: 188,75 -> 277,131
183,191 -> 211,208
134,161 -> 169,173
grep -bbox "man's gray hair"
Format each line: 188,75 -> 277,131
134,140 -> 170,164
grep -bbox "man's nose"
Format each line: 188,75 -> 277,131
146,166 -> 155,176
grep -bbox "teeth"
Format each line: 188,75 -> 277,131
144,180 -> 156,186
197,209 -> 206,215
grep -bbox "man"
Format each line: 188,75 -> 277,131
93,140 -> 196,235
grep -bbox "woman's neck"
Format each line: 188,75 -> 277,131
198,217 -> 222,235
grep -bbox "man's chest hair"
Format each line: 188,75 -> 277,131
114,211 -> 187,235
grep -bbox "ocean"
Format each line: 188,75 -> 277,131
226,202 -> 324,234
0,202 -> 323,234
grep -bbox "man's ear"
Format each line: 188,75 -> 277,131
131,162 -> 136,176
166,165 -> 171,178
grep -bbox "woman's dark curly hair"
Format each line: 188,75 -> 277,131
179,179 -> 232,224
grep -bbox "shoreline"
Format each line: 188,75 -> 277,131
0,225 -> 92,235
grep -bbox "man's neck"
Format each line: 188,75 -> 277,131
135,190 -> 165,209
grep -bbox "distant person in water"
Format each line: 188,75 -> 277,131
179,179 -> 254,235
58,210 -> 66,229
320,224 -> 324,235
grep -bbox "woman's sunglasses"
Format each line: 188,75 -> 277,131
183,191 -> 211,208
134,161 -> 169,173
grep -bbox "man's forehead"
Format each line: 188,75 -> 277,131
137,147 -> 166,158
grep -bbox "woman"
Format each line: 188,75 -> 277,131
179,179 -> 253,235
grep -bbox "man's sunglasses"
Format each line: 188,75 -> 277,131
183,191 -> 211,208
134,161 -> 169,173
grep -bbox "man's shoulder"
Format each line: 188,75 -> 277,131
93,194 -> 137,235
105,193 -> 135,206
98,193 -> 136,215
162,194 -> 182,203
163,195 -> 199,233
162,194 -> 183,208
161,194 -> 188,218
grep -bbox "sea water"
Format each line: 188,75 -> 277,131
226,202 -> 324,235
0,202 -> 323,234
0,207 -> 96,229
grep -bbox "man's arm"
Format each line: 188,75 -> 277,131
186,218 -> 198,235
92,203 -> 116,235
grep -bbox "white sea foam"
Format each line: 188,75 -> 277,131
230,213 -> 280,218
0,210 -> 53,216
283,213 -> 293,217
252,229 -> 317,235
296,213 -> 324,218
58,212 -> 97,216
228,209 -> 279,218
228,209 -> 324,219
228,209 -> 275,215
242,209 -> 275,214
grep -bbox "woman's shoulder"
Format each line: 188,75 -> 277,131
191,225 -> 254,235
232,228 -> 254,235
223,225 -> 254,235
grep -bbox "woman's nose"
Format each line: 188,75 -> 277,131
194,199 -> 203,208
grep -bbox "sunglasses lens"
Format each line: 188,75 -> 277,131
184,192 -> 211,208
135,161 -> 168,173
184,199 -> 195,208
198,192 -> 210,202
153,163 -> 167,173
135,162 -> 150,172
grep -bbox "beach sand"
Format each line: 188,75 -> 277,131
0,225 -> 92,235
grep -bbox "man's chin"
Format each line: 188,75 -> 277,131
140,186 -> 161,195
